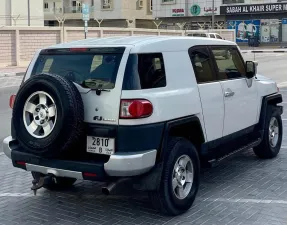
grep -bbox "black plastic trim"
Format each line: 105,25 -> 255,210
117,122 -> 165,152
257,93 -> 283,133
159,116 -> 205,162
11,150 -> 107,181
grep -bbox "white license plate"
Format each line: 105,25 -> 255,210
86,136 -> 115,155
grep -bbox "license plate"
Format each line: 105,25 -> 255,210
86,136 -> 115,155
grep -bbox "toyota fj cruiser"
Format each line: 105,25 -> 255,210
3,36 -> 283,216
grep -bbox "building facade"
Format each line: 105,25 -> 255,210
153,0 -> 287,43
0,0 -> 44,27
220,2 -> 286,43
152,0 -> 225,30
44,0 -> 154,28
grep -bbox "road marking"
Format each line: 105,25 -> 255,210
0,193 -> 39,197
199,197 -> 287,204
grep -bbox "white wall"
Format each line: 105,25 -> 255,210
0,0 -> 12,26
0,0 -> 44,27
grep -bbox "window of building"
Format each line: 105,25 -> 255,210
44,2 -> 49,9
222,0 -> 244,4
211,46 -> 245,80
150,0 -> 153,11
123,53 -> 166,90
102,0 -> 113,9
189,47 -> 216,83
91,0 -> 94,6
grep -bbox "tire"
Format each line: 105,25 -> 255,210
12,73 -> 84,158
32,172 -> 76,190
149,137 -> 200,216
253,105 -> 283,159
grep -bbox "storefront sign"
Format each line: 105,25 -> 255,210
203,7 -> 218,15
172,8 -> 185,16
220,3 -> 287,14
190,4 -> 201,16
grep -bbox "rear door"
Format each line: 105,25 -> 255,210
30,46 -> 131,125
188,46 -> 224,142
30,46 -> 131,156
210,46 -> 258,136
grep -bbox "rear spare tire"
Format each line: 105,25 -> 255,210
12,73 -> 84,158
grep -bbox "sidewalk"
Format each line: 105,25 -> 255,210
0,66 -> 26,77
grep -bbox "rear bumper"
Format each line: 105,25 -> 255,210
2,136 -> 157,180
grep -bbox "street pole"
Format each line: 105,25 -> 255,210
211,0 -> 214,29
28,0 -> 31,26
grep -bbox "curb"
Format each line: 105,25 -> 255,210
241,50 -> 287,54
0,72 -> 25,77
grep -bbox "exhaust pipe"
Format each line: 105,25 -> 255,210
102,182 -> 117,195
102,178 -> 130,195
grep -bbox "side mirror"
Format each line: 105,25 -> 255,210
246,61 -> 256,79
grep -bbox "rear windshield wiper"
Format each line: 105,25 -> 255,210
81,79 -> 112,96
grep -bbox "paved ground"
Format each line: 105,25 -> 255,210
0,53 -> 287,225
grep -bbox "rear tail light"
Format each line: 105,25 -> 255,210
120,99 -> 153,119
9,94 -> 16,109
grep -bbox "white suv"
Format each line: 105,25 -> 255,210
3,36 -> 283,216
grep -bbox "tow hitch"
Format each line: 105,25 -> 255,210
31,174 -> 54,196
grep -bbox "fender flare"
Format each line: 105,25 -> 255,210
257,93 -> 283,134
133,116 -> 205,191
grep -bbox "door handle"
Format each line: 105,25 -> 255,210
224,89 -> 235,97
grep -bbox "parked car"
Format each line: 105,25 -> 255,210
3,36 -> 283,216
187,32 -> 224,39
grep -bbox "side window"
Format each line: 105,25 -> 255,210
209,34 -> 216,38
211,46 -> 246,80
123,53 -> 166,90
216,34 -> 223,39
189,47 -> 216,83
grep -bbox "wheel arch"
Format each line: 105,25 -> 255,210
257,93 -> 283,133
133,115 -> 205,192
158,115 -> 206,162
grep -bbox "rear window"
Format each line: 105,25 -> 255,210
31,47 -> 125,89
123,53 -> 166,90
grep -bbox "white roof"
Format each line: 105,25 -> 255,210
48,36 -> 236,53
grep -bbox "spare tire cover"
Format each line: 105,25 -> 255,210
12,73 -> 84,158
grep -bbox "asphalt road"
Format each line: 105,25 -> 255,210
0,53 -> 287,225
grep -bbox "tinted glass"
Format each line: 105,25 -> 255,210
123,53 -> 166,90
31,50 -> 124,89
189,47 -> 216,83
211,46 -> 245,80
192,33 -> 207,37
210,34 -> 216,38
216,34 -> 223,39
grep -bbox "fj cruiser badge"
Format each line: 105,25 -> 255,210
93,116 -> 116,122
